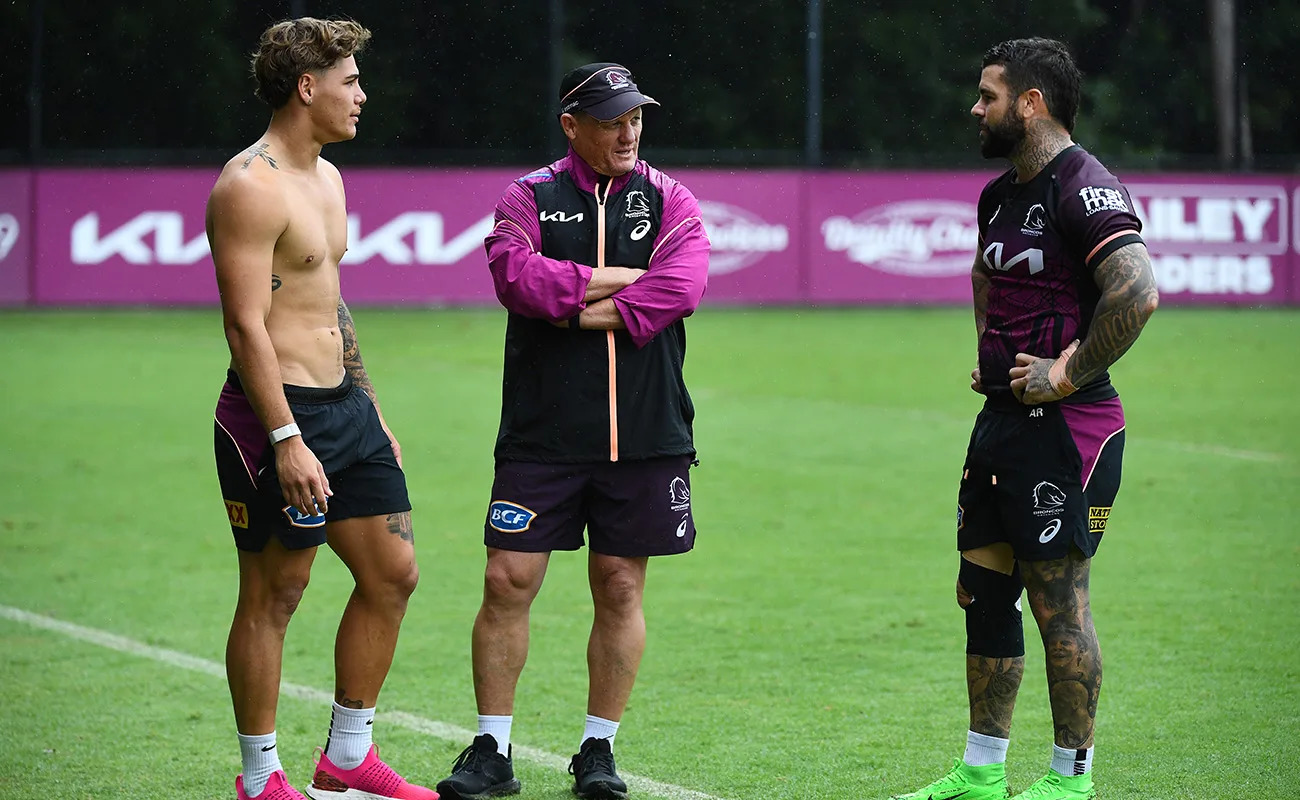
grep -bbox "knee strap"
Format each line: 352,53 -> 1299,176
960,558 -> 1025,658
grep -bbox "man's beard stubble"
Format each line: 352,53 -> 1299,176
980,107 -> 1027,159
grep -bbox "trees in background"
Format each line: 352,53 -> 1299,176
2,0 -> 1294,169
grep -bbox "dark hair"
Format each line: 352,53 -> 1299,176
250,18 -> 371,109
982,37 -> 1082,132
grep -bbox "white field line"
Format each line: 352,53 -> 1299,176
0,604 -> 727,800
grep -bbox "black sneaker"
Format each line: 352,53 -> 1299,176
435,734 -> 522,800
568,737 -> 628,800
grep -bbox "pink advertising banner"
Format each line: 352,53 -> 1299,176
0,169 -> 32,307
1293,187 -> 1300,303
1128,174 -> 1292,305
805,171 -> 990,303
35,169 -> 221,305
21,166 -> 1300,308
674,169 -> 805,303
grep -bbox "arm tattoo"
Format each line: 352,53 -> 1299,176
271,274 -> 282,291
967,655 -> 1025,738
1068,243 -> 1158,387
971,255 -> 990,342
1022,555 -> 1103,748
386,512 -> 414,543
337,299 -> 377,404
240,142 -> 278,170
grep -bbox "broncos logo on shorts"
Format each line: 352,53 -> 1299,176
1032,481 -> 1067,515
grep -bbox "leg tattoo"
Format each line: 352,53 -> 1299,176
1024,553 -> 1102,748
967,655 -> 1025,738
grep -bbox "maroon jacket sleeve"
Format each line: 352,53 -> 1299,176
485,177 -> 594,321
610,171 -> 710,348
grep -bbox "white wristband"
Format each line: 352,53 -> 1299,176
269,422 -> 301,445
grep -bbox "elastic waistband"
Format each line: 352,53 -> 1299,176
225,369 -> 353,404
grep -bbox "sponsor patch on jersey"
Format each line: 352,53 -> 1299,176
282,504 -> 327,528
489,500 -> 537,533
1089,506 -> 1112,533
1078,186 -> 1129,217
225,499 -> 249,529
1032,481 -> 1067,517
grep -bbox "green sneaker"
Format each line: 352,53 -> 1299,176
1010,770 -> 1095,800
890,759 -> 1011,800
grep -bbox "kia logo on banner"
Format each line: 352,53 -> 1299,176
72,212 -> 208,264
698,200 -> 789,275
821,200 -> 979,277
343,212 -> 494,265
0,213 -> 18,262
68,210 -> 496,266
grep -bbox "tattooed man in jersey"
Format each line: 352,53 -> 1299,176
890,37 -> 1158,800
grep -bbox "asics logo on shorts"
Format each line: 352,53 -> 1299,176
489,500 -> 537,533
1039,518 -> 1062,543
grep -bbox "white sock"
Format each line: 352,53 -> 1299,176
478,714 -> 513,757
324,702 -> 375,770
238,730 -> 282,797
1051,744 -> 1093,776
963,730 -> 1010,766
582,714 -> 620,751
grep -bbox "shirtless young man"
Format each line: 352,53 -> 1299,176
207,18 -> 436,800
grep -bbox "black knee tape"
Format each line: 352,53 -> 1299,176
959,558 -> 1025,658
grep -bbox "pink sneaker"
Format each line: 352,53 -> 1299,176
237,770 -> 309,800
305,745 -> 439,800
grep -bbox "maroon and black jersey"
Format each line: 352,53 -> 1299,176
976,145 -> 1144,404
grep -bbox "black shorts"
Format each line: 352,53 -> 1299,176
957,398 -> 1125,561
214,370 -> 411,552
484,456 -> 697,557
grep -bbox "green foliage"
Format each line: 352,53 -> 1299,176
0,308 -> 1298,799
3,2 -> 1295,167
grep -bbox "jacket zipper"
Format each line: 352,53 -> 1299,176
595,179 -> 618,462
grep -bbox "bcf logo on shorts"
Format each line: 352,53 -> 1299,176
489,500 -> 537,533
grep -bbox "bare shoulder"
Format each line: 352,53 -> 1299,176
208,145 -> 289,233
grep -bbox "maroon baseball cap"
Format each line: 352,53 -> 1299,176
558,63 -> 659,122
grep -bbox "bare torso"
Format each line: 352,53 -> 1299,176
208,146 -> 349,388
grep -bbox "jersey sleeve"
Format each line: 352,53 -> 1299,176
1055,157 -> 1145,274
609,176 -> 710,349
485,177 -> 594,321
975,174 -> 1002,248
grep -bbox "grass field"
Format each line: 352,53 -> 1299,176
0,306 -> 1296,800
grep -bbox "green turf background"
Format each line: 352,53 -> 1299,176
1,307 -> 1296,799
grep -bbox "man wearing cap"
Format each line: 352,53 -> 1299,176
434,63 -> 709,800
